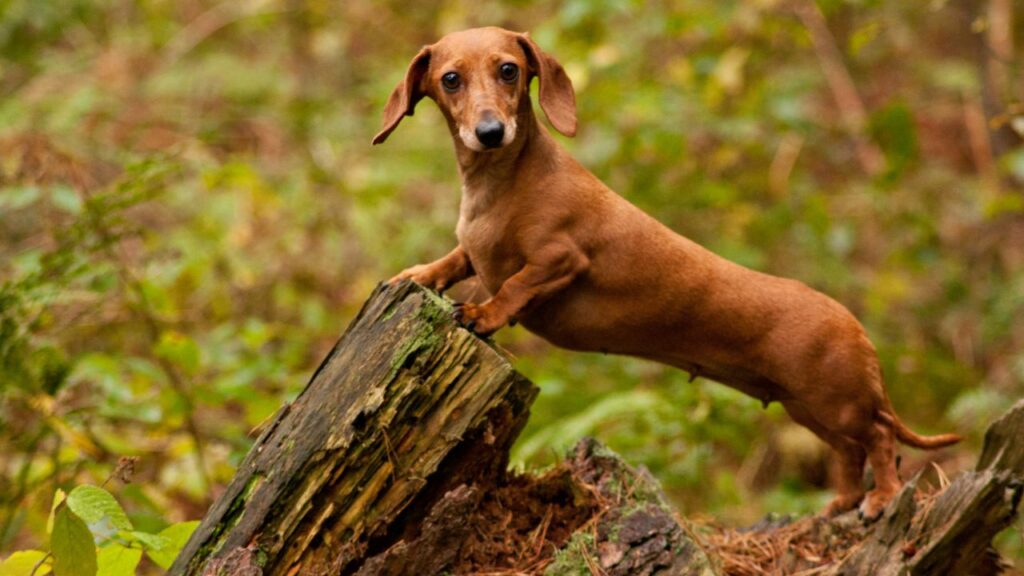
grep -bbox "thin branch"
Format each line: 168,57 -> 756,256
29,551 -> 51,576
985,0 -> 1013,102
963,91 -> 1000,192
768,133 -> 804,199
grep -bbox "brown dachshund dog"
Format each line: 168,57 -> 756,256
375,27 -> 960,520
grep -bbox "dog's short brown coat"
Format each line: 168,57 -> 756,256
375,27 -> 960,519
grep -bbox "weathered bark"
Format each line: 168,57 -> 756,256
170,281 -> 537,575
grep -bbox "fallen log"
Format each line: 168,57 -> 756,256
173,282 -> 1024,575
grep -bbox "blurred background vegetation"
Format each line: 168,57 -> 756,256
1,0 -> 1022,570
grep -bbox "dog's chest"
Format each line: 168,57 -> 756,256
456,185 -> 522,293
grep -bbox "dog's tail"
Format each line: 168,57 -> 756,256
889,412 -> 962,449
877,404 -> 962,450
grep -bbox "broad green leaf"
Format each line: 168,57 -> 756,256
51,507 -> 97,576
145,521 -> 199,570
96,545 -> 141,576
66,485 -> 133,532
0,550 -> 50,576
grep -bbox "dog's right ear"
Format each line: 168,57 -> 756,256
373,46 -> 431,145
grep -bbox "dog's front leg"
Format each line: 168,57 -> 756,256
454,241 -> 588,335
389,245 -> 475,292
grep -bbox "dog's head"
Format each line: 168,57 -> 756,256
372,27 -> 576,150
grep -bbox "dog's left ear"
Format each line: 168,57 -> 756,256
517,34 -> 577,137
373,46 -> 431,145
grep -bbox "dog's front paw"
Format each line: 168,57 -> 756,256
452,302 -> 508,336
388,264 -> 448,291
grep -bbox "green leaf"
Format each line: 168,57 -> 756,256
869,101 -> 918,177
154,331 -> 201,375
126,531 -> 169,552
96,545 -> 141,576
47,490 -> 66,536
145,521 -> 199,570
0,550 -> 50,576
0,186 -> 41,211
49,186 -> 82,215
848,20 -> 880,56
51,507 -> 97,576
66,485 -> 133,533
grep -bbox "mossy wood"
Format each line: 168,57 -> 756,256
170,281 -> 538,575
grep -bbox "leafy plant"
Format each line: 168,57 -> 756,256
0,484 -> 196,576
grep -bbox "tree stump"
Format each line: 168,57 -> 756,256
170,281 -> 538,575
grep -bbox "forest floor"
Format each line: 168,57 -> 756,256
422,440 -> 988,576
362,437 -> 896,576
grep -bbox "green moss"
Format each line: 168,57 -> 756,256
380,300 -> 401,322
543,532 -> 596,576
194,473 -> 265,562
385,289 -> 454,379
386,322 -> 440,379
573,440 -> 674,513
254,546 -> 269,568
622,473 -> 674,514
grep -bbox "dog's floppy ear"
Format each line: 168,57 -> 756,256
517,34 -> 577,137
373,46 -> 431,145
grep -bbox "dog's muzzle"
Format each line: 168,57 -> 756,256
475,118 -> 505,149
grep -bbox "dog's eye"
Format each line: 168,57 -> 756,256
441,72 -> 460,92
499,63 -> 519,83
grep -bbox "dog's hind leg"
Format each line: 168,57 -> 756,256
781,400 -> 866,516
858,419 -> 900,520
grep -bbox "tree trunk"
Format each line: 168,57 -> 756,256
170,281 -> 538,575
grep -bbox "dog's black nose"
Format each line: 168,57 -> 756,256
475,119 -> 505,149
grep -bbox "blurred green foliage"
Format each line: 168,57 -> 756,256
1,0 -> 1022,570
